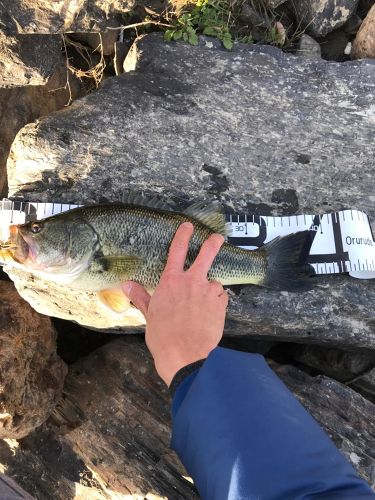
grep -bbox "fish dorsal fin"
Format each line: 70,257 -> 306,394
183,201 -> 228,236
121,192 -> 176,211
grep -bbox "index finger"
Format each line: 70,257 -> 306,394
164,222 -> 194,273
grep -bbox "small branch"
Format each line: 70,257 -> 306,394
106,20 -> 173,30
61,34 -> 73,106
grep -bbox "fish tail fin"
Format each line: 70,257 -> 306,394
261,230 -> 316,291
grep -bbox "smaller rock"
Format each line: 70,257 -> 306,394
0,281 -> 67,439
0,33 -> 62,87
296,34 -> 321,58
293,0 -> 359,37
352,4 -> 375,59
287,344 -> 375,382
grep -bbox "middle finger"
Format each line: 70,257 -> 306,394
189,233 -> 224,278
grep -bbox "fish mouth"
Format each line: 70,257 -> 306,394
8,225 -> 36,266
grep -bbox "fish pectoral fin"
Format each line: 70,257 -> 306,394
92,254 -> 142,274
98,288 -> 130,314
183,201 -> 228,236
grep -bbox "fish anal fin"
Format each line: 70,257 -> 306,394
98,288 -> 130,314
183,201 -> 228,236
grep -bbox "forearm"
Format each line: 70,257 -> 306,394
171,347 -> 374,500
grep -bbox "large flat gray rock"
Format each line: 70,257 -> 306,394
5,34 -> 375,348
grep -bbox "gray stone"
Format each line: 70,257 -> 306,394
293,0 -> 360,37
0,33 -> 62,87
287,344 -> 375,382
296,33 -> 321,58
5,34 -> 375,348
0,0 -> 166,34
273,362 -> 375,486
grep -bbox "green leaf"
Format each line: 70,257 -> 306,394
203,26 -> 216,36
183,32 -> 189,41
188,32 -> 199,45
164,30 -> 174,42
173,29 -> 183,40
222,37 -> 233,50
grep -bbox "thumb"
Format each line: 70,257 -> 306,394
122,281 -> 151,317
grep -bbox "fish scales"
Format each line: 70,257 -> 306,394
75,204 -> 266,289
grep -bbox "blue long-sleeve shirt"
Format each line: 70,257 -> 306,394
171,347 -> 374,499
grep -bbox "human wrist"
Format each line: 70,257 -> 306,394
169,359 -> 206,395
154,349 -> 212,386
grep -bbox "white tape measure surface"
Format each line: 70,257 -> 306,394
1,200 -> 374,280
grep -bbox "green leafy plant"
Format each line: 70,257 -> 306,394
165,0 -> 235,49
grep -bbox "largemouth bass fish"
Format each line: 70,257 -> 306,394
1,199 -> 315,313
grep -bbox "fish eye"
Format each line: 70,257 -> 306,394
30,222 -> 43,234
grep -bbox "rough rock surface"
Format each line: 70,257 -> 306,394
1,338 -> 374,498
0,33 -> 62,87
0,0 -> 166,34
274,362 -> 375,486
0,281 -> 67,439
285,344 -> 375,381
0,337 -> 198,499
349,367 -> 375,403
5,34 -> 375,347
352,4 -> 375,59
0,66 -> 86,197
293,0 -> 360,37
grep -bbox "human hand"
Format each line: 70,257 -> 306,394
122,222 -> 228,386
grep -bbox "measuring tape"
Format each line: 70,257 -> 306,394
1,199 -> 374,280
